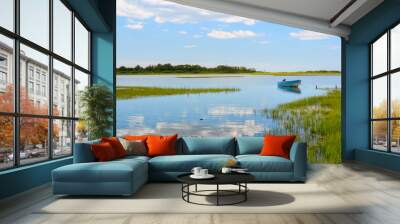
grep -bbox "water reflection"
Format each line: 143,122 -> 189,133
278,86 -> 301,94
117,75 -> 341,137
118,119 -> 266,137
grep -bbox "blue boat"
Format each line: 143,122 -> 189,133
279,86 -> 301,94
278,79 -> 301,88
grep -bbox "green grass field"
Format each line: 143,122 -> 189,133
264,90 -> 341,163
116,86 -> 240,100
252,70 -> 341,76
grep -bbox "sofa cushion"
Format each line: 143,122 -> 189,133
179,137 -> 236,155
53,158 -> 147,183
91,142 -> 118,161
101,137 -> 127,158
73,139 -> 100,163
236,155 -> 293,172
260,135 -> 296,159
149,154 -> 235,172
236,137 -> 264,155
147,135 -> 178,157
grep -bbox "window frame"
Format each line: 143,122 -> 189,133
0,0 -> 92,171
370,21 -> 400,154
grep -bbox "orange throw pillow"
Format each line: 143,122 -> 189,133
260,135 -> 296,159
124,135 -> 149,141
101,137 -> 127,158
91,142 -> 117,162
146,134 -> 178,157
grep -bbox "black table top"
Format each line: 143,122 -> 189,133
177,172 -> 255,185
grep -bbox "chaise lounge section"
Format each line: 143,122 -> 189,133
52,137 -> 307,196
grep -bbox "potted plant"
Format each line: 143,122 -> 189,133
79,84 -> 113,140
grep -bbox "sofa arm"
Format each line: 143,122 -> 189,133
73,140 -> 100,163
289,142 -> 307,182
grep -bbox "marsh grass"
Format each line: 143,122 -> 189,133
116,86 -> 240,100
264,90 -> 341,163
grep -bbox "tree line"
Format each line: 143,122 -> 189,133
117,64 -> 257,74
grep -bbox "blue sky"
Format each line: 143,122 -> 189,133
117,0 -> 341,72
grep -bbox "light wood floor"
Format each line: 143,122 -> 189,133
1,162 -> 400,224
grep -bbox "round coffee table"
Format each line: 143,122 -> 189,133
177,173 -> 255,206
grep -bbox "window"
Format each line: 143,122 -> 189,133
0,0 -> 91,169
0,116 -> 13,170
28,81 -> 34,94
0,34 -> 13,113
53,59 -> 72,117
75,18 -> 90,70
28,67 -> 34,80
20,0 -> 49,48
370,23 -> 400,153
53,0 -> 72,60
53,119 -> 72,158
0,0 -> 14,31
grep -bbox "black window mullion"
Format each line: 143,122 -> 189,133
71,10 -> 76,154
48,0 -> 54,160
388,30 -> 391,152
13,0 -> 20,167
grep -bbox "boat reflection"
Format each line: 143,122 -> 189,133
278,86 -> 301,94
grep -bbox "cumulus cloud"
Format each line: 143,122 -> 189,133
125,21 -> 144,30
289,30 -> 331,40
117,0 -> 256,26
178,30 -> 188,35
217,16 -> 256,25
207,30 -> 258,39
184,44 -> 197,49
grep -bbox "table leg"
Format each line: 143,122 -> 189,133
195,184 -> 198,192
245,183 -> 247,201
217,184 -> 219,206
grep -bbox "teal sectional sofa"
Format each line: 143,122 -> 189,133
52,137 -> 307,196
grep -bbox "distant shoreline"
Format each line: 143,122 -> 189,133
117,71 -> 341,77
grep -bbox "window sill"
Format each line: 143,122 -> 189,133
0,156 -> 72,176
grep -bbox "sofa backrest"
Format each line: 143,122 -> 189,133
178,137 -> 236,155
236,136 -> 264,155
73,139 -> 100,163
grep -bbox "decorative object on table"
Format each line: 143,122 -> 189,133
225,159 -> 238,168
177,173 -> 255,206
190,167 -> 214,179
79,84 -> 113,140
222,167 -> 249,174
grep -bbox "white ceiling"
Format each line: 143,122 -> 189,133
168,0 -> 384,38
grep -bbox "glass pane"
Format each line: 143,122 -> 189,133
53,119 -> 72,157
20,0 -> 49,49
53,59 -> 72,117
392,24 -> 400,70
0,35 -> 14,112
372,33 -> 387,76
372,121 -> 388,151
74,69 -> 89,118
53,0 -> 72,60
372,77 -> 387,119
75,120 -> 88,143
0,116 -> 14,170
391,72 -> 400,118
0,0 -> 14,31
20,44 -> 49,115
391,120 -> 400,153
20,117 -> 49,165
74,18 -> 89,70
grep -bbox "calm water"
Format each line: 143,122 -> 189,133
117,74 -> 341,136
